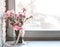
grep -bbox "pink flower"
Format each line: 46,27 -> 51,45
3,8 -> 32,31
6,10 -> 15,17
18,12 -> 25,19
22,15 -> 25,18
13,26 -> 23,30
14,22 -> 19,26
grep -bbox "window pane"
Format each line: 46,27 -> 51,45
15,0 -> 60,31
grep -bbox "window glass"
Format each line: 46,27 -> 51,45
15,0 -> 60,31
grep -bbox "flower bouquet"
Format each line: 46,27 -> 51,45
3,8 -> 33,44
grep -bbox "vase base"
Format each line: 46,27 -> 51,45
5,41 -> 27,47
7,40 -> 26,46
15,40 -> 26,45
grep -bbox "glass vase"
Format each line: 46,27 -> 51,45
15,30 -> 23,43
14,29 -> 25,44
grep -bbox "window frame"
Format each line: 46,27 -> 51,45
6,0 -> 60,41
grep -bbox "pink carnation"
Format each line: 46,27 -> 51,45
18,12 -> 25,19
14,22 -> 19,26
13,26 -> 23,30
6,10 -> 15,17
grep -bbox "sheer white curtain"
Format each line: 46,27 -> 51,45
15,0 -> 60,30
0,0 -> 6,47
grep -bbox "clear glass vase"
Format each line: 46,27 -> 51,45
15,30 -> 23,43
14,29 -> 25,45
